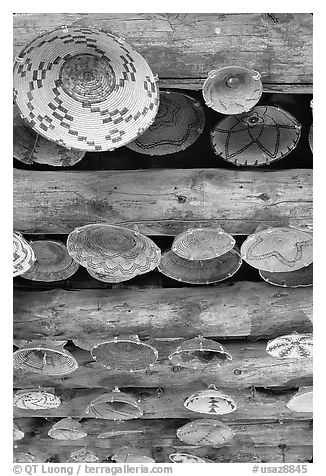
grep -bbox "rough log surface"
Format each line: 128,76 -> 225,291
13,13 -> 312,90
13,386 -> 312,421
13,169 -> 313,235
13,284 -> 313,340
13,342 -> 312,389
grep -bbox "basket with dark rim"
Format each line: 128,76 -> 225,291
111,449 -> 155,463
265,333 -> 313,359
67,224 -> 161,281
13,232 -> 36,277
90,335 -> 158,372
172,227 -> 235,260
85,388 -> 143,420
168,336 -> 232,370
211,106 -> 302,166
158,247 -> 242,284
176,419 -> 235,446
13,389 -> 61,410
240,227 -> 313,272
47,417 -> 87,440
183,384 -> 237,415
125,91 -> 205,155
202,65 -> 262,115
21,240 -> 79,282
13,26 -> 159,152
286,386 -> 313,413
13,104 -> 86,166
13,340 -> 78,376
259,263 -> 313,288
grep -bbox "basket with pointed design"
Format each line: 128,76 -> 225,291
202,66 -> 262,115
211,106 -> 301,166
126,91 -> 205,155
169,453 -> 208,463
172,227 -> 235,261
48,417 -> 87,440
240,227 -> 313,272
259,263 -> 313,288
183,385 -> 237,415
67,224 -> 161,282
13,389 -> 61,410
21,240 -> 79,282
158,247 -> 242,284
266,333 -> 313,359
13,26 -> 159,152
91,335 -> 158,372
112,449 -> 156,463
85,388 -> 143,420
68,448 -> 99,463
286,387 -> 313,413
13,232 -> 36,277
168,336 -> 232,370
13,422 -> 25,441
13,340 -> 78,375
13,103 -> 86,166
176,419 -> 235,446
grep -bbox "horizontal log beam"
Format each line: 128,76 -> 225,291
13,169 -> 312,235
14,341 -> 312,389
13,284 -> 313,340
13,13 -> 312,88
13,386 -> 312,422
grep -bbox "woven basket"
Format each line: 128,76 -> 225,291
13,103 -> 86,166
241,227 -> 313,272
112,449 -> 155,463
48,417 -> 87,440
126,91 -> 205,155
158,248 -> 242,284
13,340 -> 78,376
13,232 -> 36,277
21,240 -> 79,282
183,384 -> 237,415
176,419 -> 235,446
202,66 -> 262,115
13,389 -> 61,410
172,227 -> 235,260
85,388 -> 143,420
266,333 -> 313,359
91,335 -> 158,372
69,448 -> 99,463
13,26 -> 159,152
86,266 -> 132,283
259,263 -> 313,288
67,224 -> 161,281
168,336 -> 232,370
13,422 -> 25,441
211,106 -> 301,166
169,453 -> 207,463
286,386 -> 313,413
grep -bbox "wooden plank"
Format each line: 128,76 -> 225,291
13,284 -> 313,341
13,386 -> 312,422
13,13 -> 312,88
13,341 -> 312,389
13,169 -> 312,235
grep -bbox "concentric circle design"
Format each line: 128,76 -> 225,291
184,386 -> 237,415
13,104 -> 85,166
259,264 -> 313,288
85,389 -> 143,420
240,227 -> 313,272
202,66 -> 262,115
48,418 -> 87,440
126,91 -> 205,155
21,240 -> 79,282
266,333 -> 313,359
13,232 -> 36,277
158,248 -> 242,284
91,337 -> 158,371
176,419 -> 235,446
211,106 -> 302,166
13,341 -> 78,375
172,227 -> 235,260
67,224 -> 161,281
13,26 -> 159,151
13,390 -> 61,410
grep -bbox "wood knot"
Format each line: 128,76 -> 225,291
177,195 -> 187,203
257,193 -> 270,201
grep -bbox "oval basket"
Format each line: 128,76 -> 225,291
85,388 -> 143,420
266,333 -> 313,359
176,419 -> 235,446
13,232 -> 36,277
13,390 -> 61,410
183,385 -> 237,415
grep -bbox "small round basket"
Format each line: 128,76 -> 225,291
183,385 -> 237,415
13,232 -> 36,277
240,227 -> 313,272
85,388 -> 143,420
169,453 -> 208,463
211,106 -> 301,166
259,263 -> 313,288
176,419 -> 235,446
126,91 -> 205,155
13,389 -> 61,410
202,66 -> 262,115
172,227 -> 235,260
21,240 -> 79,282
13,26 -> 159,152
48,417 -> 87,440
266,333 -> 313,359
